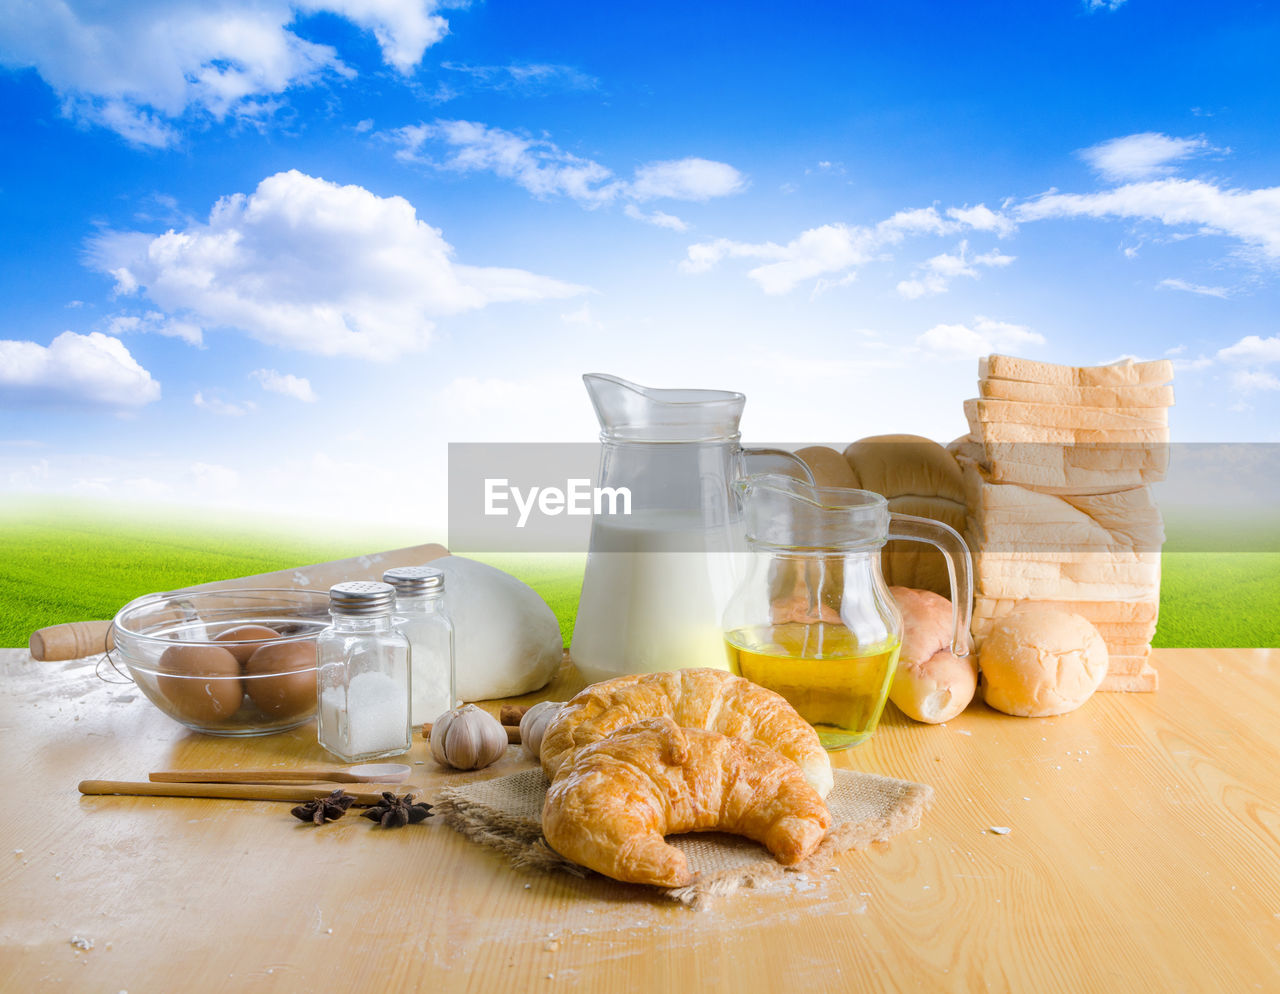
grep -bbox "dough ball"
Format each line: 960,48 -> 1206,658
979,607 -> 1108,717
433,555 -> 562,701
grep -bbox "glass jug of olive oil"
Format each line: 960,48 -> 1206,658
723,475 -> 972,750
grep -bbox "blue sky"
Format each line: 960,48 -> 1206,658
1,0 -> 1277,527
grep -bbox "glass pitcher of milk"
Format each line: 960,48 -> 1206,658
569,373 -> 811,685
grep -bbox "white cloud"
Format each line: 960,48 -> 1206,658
1084,0 -> 1127,12
0,331 -> 160,409
945,204 -> 1018,238
194,391 -> 254,416
251,368 -> 317,402
392,119 -> 618,204
389,120 -> 746,210
106,310 -> 205,345
1217,335 -> 1280,364
437,62 -> 598,96
681,204 -> 1012,295
916,317 -> 1045,360
1231,369 -> 1280,392
1016,178 -> 1280,263
1079,133 -> 1217,182
897,240 -> 1016,298
88,169 -> 585,359
623,204 -> 689,231
628,158 -> 746,201
0,1 -> 450,147
1157,278 -> 1230,299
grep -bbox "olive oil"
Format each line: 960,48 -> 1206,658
724,623 -> 900,750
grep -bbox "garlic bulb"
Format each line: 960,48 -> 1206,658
519,700 -> 565,760
430,704 -> 508,771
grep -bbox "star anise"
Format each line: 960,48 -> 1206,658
361,791 -> 432,828
291,789 -> 355,825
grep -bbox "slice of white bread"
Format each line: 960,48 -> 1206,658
960,455 -> 1163,513
960,459 -> 1166,548
979,378 -> 1175,408
974,554 -> 1161,587
1099,666 -> 1158,692
1103,652 -> 1154,677
967,521 -> 1165,554
965,398 -> 1169,429
974,596 -> 1158,623
976,574 -> 1160,601
1102,641 -> 1153,659
953,435 -> 1169,475
966,418 -> 1170,445
954,442 -> 1167,493
972,614 -> 1158,644
980,354 -> 1174,387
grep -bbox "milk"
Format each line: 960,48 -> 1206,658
570,510 -> 743,684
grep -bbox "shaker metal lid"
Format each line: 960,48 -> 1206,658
382,565 -> 445,595
328,580 -> 396,614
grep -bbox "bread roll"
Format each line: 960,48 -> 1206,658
843,434 -> 967,596
795,445 -> 859,488
888,586 -> 976,723
979,608 -> 1109,717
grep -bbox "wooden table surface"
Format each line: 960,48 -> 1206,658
2,647 -> 1278,993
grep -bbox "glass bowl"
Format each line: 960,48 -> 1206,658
109,588 -> 331,736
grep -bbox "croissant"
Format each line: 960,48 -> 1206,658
540,668 -> 834,798
542,717 -> 831,887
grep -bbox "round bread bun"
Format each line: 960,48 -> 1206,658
795,445 -> 859,488
979,607 -> 1109,717
843,434 -> 966,596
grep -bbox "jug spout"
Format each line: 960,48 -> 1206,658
583,373 -> 746,442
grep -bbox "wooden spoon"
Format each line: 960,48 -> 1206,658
148,763 -> 412,785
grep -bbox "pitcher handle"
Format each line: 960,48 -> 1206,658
740,448 -> 815,484
887,513 -> 974,658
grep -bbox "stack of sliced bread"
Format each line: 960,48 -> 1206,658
950,354 -> 1173,692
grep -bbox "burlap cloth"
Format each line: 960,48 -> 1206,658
434,766 -> 932,906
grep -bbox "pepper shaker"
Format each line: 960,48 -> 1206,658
316,581 -> 412,762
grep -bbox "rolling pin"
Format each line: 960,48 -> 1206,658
78,780 -> 406,806
29,542 -> 449,661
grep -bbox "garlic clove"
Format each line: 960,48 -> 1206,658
430,704 -> 508,771
519,700 -> 565,760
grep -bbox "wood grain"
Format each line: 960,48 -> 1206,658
1,647 -> 1278,993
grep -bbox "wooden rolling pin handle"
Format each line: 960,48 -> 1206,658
422,722 -> 521,743
30,621 -> 114,662
77,780 -> 388,806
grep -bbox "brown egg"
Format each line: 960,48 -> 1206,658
156,644 -> 243,725
244,640 -> 317,720
214,624 -> 282,666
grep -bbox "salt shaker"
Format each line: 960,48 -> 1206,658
316,581 -> 412,762
383,565 -> 455,726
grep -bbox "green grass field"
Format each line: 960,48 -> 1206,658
1,498 -> 1276,649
